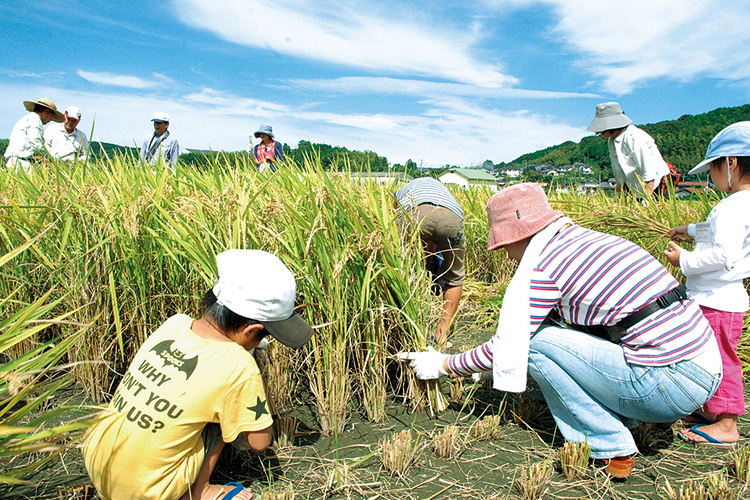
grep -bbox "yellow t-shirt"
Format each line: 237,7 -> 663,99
82,314 -> 273,500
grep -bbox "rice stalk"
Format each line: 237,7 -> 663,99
431,425 -> 461,458
661,473 -> 735,500
558,441 -> 591,479
380,430 -> 420,476
517,460 -> 553,500
731,442 -> 750,484
260,483 -> 296,500
273,415 -> 298,449
472,414 -> 503,442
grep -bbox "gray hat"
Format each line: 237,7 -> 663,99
587,102 -> 632,133
254,124 -> 274,139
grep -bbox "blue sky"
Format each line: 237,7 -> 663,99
2,0 -> 749,167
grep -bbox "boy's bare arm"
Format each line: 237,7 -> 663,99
244,426 -> 273,452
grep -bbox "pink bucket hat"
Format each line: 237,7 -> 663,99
486,183 -> 563,250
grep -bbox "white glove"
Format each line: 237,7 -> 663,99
471,370 -> 493,382
396,346 -> 450,380
257,337 -> 271,350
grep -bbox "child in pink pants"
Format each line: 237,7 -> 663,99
666,122 -> 750,446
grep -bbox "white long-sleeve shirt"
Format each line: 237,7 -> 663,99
679,190 -> 750,313
45,123 -> 89,161
608,125 -> 670,197
4,113 -> 46,167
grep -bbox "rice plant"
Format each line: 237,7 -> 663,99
558,441 -> 591,479
517,460 -> 553,500
260,483 -> 296,500
661,473 -> 735,500
472,414 -> 503,442
273,415 -> 298,449
380,429 -> 419,475
431,425 -> 461,458
0,237 -> 94,484
731,442 -> 750,485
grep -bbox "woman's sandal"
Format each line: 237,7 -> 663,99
594,456 -> 634,478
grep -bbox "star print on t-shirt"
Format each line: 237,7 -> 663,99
248,397 -> 268,419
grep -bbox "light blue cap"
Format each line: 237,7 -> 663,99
254,124 -> 274,139
689,121 -> 750,174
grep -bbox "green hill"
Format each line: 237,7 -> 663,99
499,104 -> 750,177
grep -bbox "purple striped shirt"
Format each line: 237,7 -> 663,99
449,224 -> 713,375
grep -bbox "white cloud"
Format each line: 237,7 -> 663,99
0,83 -> 588,167
284,76 -> 599,99
77,70 -> 163,89
174,0 -> 517,88
484,0 -> 750,94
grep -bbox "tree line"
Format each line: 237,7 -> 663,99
498,104 -> 750,178
3,103 -> 749,176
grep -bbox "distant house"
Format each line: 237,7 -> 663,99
349,171 -> 413,185
502,167 -> 523,178
439,168 -> 498,191
180,148 -> 216,155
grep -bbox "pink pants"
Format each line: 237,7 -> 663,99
700,306 -> 746,416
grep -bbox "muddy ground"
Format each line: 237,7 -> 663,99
2,324 -> 750,500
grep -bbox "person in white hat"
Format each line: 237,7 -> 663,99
82,250 -> 313,500
588,102 -> 670,199
140,111 -> 180,167
4,98 -> 64,169
399,183 -> 721,478
45,105 -> 89,162
665,122 -> 750,448
251,124 -> 284,173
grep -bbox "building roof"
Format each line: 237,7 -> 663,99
442,168 -> 497,182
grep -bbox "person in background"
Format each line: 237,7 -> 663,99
82,250 -> 314,500
251,124 -> 284,173
393,177 -> 465,347
141,111 -> 179,166
45,105 -> 89,162
399,183 -> 721,479
665,122 -> 750,447
588,102 -> 670,199
4,98 -> 64,169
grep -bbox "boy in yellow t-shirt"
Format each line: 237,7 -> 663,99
82,250 -> 314,500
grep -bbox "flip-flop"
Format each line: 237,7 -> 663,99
222,481 -> 257,500
678,425 -> 735,448
683,411 -> 714,425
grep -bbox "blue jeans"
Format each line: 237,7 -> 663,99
528,325 -> 720,458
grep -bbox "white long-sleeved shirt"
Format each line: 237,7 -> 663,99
679,190 -> 750,313
448,224 -> 715,375
4,113 -> 45,163
608,125 -> 670,197
45,123 -> 89,161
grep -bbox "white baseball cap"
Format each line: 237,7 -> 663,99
212,249 -> 313,348
65,106 -> 82,120
151,111 -> 169,123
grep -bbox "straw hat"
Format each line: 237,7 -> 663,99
587,102 -> 632,133
688,121 -> 750,175
486,183 -> 563,250
23,98 -> 64,123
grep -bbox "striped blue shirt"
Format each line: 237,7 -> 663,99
449,224 -> 713,374
393,178 -> 463,219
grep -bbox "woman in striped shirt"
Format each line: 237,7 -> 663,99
399,183 -> 721,478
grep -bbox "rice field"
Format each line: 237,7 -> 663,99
1,154 -> 749,498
